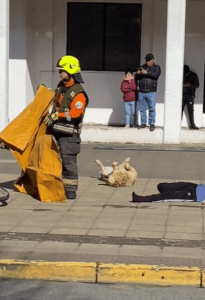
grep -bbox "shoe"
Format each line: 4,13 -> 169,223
124,124 -> 130,128
65,191 -> 76,200
138,124 -> 146,129
132,192 -> 147,203
190,124 -> 199,130
150,125 -> 155,131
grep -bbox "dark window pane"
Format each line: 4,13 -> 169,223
67,3 -> 104,70
104,4 -> 141,71
66,3 -> 142,71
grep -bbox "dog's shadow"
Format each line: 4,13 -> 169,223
90,176 -> 107,186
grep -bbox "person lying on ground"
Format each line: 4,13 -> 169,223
132,182 -> 205,203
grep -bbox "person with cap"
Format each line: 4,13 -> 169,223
134,53 -> 161,131
182,65 -> 199,130
44,55 -> 89,200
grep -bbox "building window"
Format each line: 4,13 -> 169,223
67,3 -> 142,71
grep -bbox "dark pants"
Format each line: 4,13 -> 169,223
182,95 -> 195,126
156,182 -> 197,201
133,182 -> 198,202
52,132 -> 80,192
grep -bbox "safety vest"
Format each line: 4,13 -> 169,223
52,84 -> 89,135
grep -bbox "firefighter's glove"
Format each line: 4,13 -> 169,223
44,112 -> 59,127
44,116 -> 55,127
44,116 -> 54,127
51,112 -> 59,121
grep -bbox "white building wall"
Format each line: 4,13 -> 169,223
0,0 -> 9,131
8,0 -> 205,131
9,0 -> 54,122
82,71 -> 125,125
141,1 -> 167,127
9,0 -> 33,121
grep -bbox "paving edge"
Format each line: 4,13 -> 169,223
0,259 -> 203,286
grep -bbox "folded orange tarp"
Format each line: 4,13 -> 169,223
0,85 -> 66,202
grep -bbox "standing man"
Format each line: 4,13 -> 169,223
135,53 -> 161,131
44,56 -> 89,200
182,65 -> 199,130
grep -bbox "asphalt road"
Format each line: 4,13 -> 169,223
1,143 -> 205,181
0,280 -> 204,300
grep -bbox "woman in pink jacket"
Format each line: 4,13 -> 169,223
121,69 -> 137,128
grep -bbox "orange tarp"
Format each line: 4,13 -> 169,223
0,85 -> 66,202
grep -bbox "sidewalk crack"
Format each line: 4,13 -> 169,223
95,262 -> 99,283
162,202 -> 171,240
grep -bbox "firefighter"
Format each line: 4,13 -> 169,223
44,56 -> 89,200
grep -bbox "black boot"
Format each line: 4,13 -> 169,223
65,191 -> 76,200
150,125 -> 155,132
189,124 -> 199,130
132,192 -> 152,202
138,124 -> 146,129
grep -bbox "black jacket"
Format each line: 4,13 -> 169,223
183,71 -> 199,98
135,63 -> 161,93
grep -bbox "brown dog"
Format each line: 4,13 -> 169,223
95,157 -> 137,187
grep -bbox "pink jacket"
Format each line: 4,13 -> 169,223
121,79 -> 137,102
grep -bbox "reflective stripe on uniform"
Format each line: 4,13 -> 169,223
62,178 -> 78,186
65,111 -> 71,122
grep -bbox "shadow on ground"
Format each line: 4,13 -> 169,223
0,180 -> 16,190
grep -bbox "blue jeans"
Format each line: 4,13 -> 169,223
138,92 -> 157,125
124,101 -> 137,125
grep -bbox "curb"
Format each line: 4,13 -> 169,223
0,259 -> 203,286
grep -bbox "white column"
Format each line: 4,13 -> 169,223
163,0 -> 186,144
0,0 -> 9,131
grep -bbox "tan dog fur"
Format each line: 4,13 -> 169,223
95,158 -> 137,187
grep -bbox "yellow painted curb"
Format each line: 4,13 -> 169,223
0,260 -> 201,286
0,260 -> 96,282
98,264 -> 201,286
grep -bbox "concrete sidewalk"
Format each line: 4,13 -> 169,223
0,172 -> 205,286
81,124 -> 205,144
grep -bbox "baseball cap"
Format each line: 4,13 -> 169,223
145,53 -> 154,61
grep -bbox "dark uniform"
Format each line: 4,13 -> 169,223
44,55 -> 88,199
50,78 -> 88,199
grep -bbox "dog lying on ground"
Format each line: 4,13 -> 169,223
95,157 -> 137,187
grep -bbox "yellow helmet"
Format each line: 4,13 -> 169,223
56,55 -> 82,75
56,56 -> 84,83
